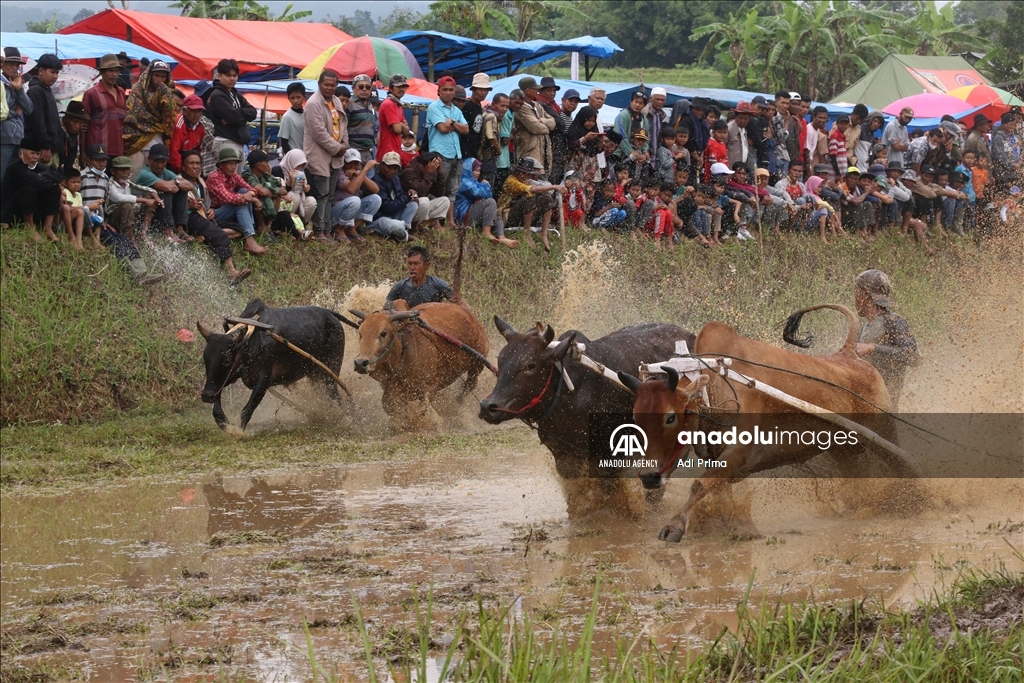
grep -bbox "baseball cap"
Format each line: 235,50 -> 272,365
847,166 -> 861,175
437,76 -> 456,87
734,101 -> 752,113
518,76 -> 539,91
343,148 -> 363,164
86,144 -> 108,160
192,80 -> 213,98
111,156 -> 133,169
920,164 -> 936,175
389,73 -> 408,88
563,89 -> 581,101
751,95 -> 767,107
855,269 -> 893,310
148,144 -> 170,160
183,94 -> 205,110
709,162 -> 734,176
149,60 -> 171,74
813,164 -> 832,174
381,151 -> 402,166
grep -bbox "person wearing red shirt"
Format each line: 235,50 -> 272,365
703,120 -> 729,182
168,94 -> 205,173
206,146 -> 266,255
81,53 -> 127,159
376,74 -> 410,163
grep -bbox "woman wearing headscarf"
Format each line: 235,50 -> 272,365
279,148 -> 317,228
454,159 -> 517,248
122,60 -> 177,177
564,105 -> 602,185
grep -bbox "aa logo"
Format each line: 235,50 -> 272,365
609,423 -> 648,457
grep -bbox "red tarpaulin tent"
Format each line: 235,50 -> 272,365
58,9 -> 353,81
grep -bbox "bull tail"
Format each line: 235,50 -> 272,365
451,228 -> 466,304
329,310 -> 361,330
782,304 -> 860,354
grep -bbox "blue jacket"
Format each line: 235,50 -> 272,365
374,170 -> 412,219
454,163 -> 493,223
1,74 -> 33,146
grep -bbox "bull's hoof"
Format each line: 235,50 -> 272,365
658,524 -> 685,543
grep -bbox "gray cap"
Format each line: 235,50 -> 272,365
855,269 -> 893,310
518,76 -> 539,91
940,121 -> 960,137
900,170 -> 919,183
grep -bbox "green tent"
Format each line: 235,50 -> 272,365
831,54 -> 990,109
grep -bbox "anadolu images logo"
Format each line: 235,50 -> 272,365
609,423 -> 648,457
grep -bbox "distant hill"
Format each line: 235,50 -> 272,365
0,5 -> 77,33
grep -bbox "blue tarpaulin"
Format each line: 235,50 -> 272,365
387,30 -> 621,79
0,32 -> 177,69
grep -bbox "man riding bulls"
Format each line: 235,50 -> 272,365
386,245 -> 453,309
854,269 -> 919,409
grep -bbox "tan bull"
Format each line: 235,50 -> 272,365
619,304 -> 916,542
350,302 -> 489,427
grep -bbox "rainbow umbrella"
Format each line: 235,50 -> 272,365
298,37 -> 424,83
946,85 -> 1024,123
882,93 -> 978,119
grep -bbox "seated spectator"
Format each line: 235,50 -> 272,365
893,170 -> 935,252
134,143 -> 193,243
206,146 -> 266,255
331,149 -> 379,243
754,167 -> 794,235
725,162 -> 760,240
497,156 -> 565,252
278,149 -> 318,229
0,138 -> 64,242
243,149 -> 288,234
655,127 -> 676,184
59,168 -> 86,250
643,181 -> 675,248
804,175 -> 843,243
686,183 -> 716,248
168,94 -> 205,173
177,149 -> 252,284
59,101 -> 88,176
624,175 -> 650,231
710,174 -> 743,243
588,178 -> 628,230
454,158 -> 517,249
104,155 -> 166,282
369,151 -> 416,242
400,152 -> 450,232
79,145 -> 110,248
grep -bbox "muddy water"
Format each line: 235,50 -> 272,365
3,434 -> 1021,682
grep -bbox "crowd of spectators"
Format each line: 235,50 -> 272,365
1,47 -> 1021,286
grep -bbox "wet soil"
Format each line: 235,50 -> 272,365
2,430 -> 1021,682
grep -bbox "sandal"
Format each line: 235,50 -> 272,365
229,268 -> 252,286
332,232 -> 351,243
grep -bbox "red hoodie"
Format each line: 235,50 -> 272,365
703,138 -> 728,182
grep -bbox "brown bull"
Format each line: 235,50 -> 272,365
350,303 -> 489,424
619,304 -> 915,542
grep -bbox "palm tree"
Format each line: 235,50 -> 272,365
431,0 -> 515,39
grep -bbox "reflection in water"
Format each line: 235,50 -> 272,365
203,472 -> 348,538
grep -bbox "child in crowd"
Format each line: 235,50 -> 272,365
80,145 -> 111,249
672,126 -> 692,174
804,175 -> 843,243
972,152 -> 991,208
711,175 -> 740,242
399,130 -> 419,166
562,171 -> 588,230
655,127 -> 676,184
828,115 -> 850,177
60,169 -> 86,250
589,179 -> 628,230
243,149 -> 288,235
704,120 -> 729,182
642,181 -> 674,247
687,184 -> 716,248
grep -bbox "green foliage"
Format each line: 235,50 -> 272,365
72,8 -> 96,23
25,13 -> 64,33
543,65 -> 724,88
970,2 -> 1024,84
330,9 -> 378,37
420,0 -> 584,42
167,0 -> 310,21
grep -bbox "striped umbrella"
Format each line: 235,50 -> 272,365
946,85 -> 1024,123
298,37 -> 424,83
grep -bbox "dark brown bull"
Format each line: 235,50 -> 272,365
350,302 -> 489,424
619,304 -> 915,542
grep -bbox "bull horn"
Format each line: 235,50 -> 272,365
494,316 -> 518,340
664,366 -> 679,393
617,371 -> 643,395
196,321 -> 212,340
348,309 -> 366,321
542,324 -> 555,345
390,310 -> 420,322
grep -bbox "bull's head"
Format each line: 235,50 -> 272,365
350,309 -> 419,374
479,317 -> 576,423
617,367 -> 709,489
197,321 -> 246,402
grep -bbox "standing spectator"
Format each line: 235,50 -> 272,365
206,59 -> 256,160
478,93 -> 507,185
426,76 -> 468,226
858,111 -> 884,167
564,105 -> 602,185
643,87 -> 669,155
303,69 -> 348,241
0,138 -> 63,241
370,151 -> 416,241
746,95 -> 770,170
727,101 -> 753,175
681,97 -> 711,165
703,120 -> 729,182
828,115 -> 851,177
964,113 -> 992,159
845,104 -> 867,168
115,52 -> 133,91
82,54 -> 126,167
1,48 -> 33,186
561,89 -> 580,128
496,90 -> 521,196
907,128 -> 942,174
882,107 -> 913,168
401,152 -> 450,231
122,60 -> 177,178
806,106 -> 830,172
991,112 -> 1019,194
536,76 -> 567,182
347,74 -> 377,163
376,74 -> 409,162
587,88 -> 606,113
25,54 -> 63,169
168,94 -> 205,173
58,102 -> 88,175
278,82 -> 307,155
615,91 -> 648,158
513,77 -> 556,179
207,146 -> 266,255
772,91 -> 797,177
462,73 -> 491,162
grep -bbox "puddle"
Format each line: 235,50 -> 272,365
2,435 -> 1022,681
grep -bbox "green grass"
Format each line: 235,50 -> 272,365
542,65 -> 726,88
331,565 -> 1024,683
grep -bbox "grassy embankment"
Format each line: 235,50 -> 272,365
2,227 -> 1017,487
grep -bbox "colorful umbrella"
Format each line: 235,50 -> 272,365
881,93 -> 977,119
946,85 -> 1024,123
298,37 -> 424,83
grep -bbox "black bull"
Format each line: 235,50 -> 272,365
479,317 -> 694,478
197,299 -> 347,430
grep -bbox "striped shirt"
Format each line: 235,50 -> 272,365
347,98 -> 377,152
80,165 -> 109,219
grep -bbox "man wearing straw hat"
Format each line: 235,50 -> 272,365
82,54 -> 127,168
